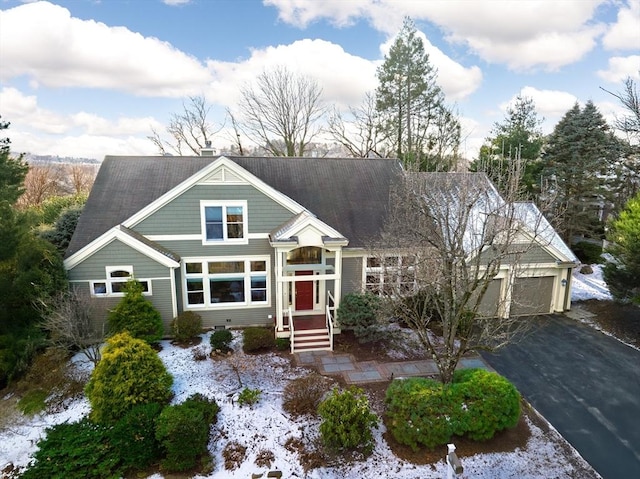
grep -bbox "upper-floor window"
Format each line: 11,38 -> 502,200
201,201 -> 247,244
91,265 -> 151,297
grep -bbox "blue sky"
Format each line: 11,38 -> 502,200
0,0 -> 638,161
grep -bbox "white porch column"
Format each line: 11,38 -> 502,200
333,248 -> 343,324
274,248 -> 284,332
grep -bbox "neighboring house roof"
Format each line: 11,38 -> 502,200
513,202 -> 578,263
66,155 -> 403,257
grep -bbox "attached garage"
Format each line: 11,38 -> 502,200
510,276 -> 555,316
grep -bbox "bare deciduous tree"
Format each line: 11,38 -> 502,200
17,164 -> 66,208
149,95 -> 224,156
601,75 -> 640,140
372,167 -> 555,383
327,92 -> 388,158
65,164 -> 97,195
39,289 -> 105,366
238,66 -> 326,157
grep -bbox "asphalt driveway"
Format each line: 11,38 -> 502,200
481,314 -> 640,479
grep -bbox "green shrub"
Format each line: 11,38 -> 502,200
318,386 -> 378,455
385,378 -> 460,451
21,419 -> 121,479
155,395 -> 218,473
85,332 -> 173,424
572,241 -> 603,264
337,293 -> 383,343
283,373 -> 333,417
110,402 -> 163,471
275,337 -> 290,351
181,393 -> 220,424
242,327 -> 275,353
170,311 -> 202,342
453,368 -> 521,441
210,329 -> 233,353
107,280 -> 164,344
237,387 -> 261,407
385,371 -> 521,450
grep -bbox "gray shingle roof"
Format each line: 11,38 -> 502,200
66,155 -> 403,257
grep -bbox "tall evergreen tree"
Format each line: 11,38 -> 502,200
603,193 -> 640,303
376,18 -> 460,170
0,117 -> 28,204
541,101 -> 622,243
471,95 -> 544,198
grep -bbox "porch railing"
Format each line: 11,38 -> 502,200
325,304 -> 334,351
287,307 -> 295,354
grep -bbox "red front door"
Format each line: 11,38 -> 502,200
295,271 -> 314,311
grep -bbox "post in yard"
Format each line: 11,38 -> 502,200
446,443 -> 463,479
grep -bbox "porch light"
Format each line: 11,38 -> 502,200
561,279 -> 567,287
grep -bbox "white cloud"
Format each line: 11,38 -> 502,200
206,39 -> 379,112
163,0 -> 191,5
597,55 -> 640,82
266,0 -> 608,70
602,0 -> 640,50
504,87 -> 578,123
0,1 -> 211,97
1,87 -> 163,159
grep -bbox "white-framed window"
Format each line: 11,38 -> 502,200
200,200 -> 248,244
184,256 -> 269,308
90,266 -> 151,297
365,255 -> 416,295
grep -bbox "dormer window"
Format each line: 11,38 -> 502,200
201,201 -> 248,244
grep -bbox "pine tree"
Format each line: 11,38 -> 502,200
376,18 -> 459,170
604,193 -> 640,303
541,101 -> 622,242
471,95 -> 544,198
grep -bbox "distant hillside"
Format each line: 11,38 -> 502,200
15,153 -> 101,166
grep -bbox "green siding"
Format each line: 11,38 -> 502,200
67,239 -> 172,281
158,239 -> 273,259
341,256 -> 363,296
71,279 -> 175,334
190,307 -> 274,329
134,185 -> 294,236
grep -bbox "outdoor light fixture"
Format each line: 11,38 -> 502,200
561,279 -> 567,287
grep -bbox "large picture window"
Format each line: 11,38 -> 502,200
201,201 -> 247,243
91,266 -> 151,297
184,257 -> 269,308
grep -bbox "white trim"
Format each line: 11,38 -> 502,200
88,265 -> 154,297
181,255 -> 271,310
122,156 -> 306,229
145,232 -> 269,242
64,226 -> 180,270
169,266 -> 178,318
200,200 -> 249,245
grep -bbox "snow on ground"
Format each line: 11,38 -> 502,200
0,330 -> 599,478
571,264 -> 612,301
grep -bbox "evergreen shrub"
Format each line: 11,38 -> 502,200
318,386 -> 378,455
110,402 -> 163,471
107,280 -> 164,344
242,327 -> 275,352
21,419 -> 121,479
85,332 -> 173,424
155,394 -> 219,473
210,329 -> 233,353
572,241 -> 603,264
385,370 -> 521,450
170,311 -> 202,342
337,293 -> 383,343
237,387 -> 261,407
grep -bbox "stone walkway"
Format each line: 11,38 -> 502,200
294,350 -> 490,384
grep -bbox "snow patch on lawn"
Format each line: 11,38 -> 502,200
572,264 -> 612,301
1,330 -> 599,478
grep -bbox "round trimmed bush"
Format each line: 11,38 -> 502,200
385,378 -> 461,451
453,368 -> 521,441
110,402 -> 163,471
107,279 -> 164,344
210,329 -> 233,353
318,386 -> 378,455
85,332 -> 173,424
170,311 -> 202,342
